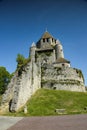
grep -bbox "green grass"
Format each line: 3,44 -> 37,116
0,95 -> 2,104
1,89 -> 87,116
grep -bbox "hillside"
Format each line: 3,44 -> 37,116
1,89 -> 87,116
0,96 -> 2,104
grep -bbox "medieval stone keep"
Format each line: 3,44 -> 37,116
0,31 -> 85,112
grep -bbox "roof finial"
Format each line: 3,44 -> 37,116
45,28 -> 48,32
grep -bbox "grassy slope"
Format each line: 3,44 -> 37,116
0,95 -> 2,105
1,89 -> 87,116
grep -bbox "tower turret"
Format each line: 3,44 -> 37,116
36,31 -> 56,49
55,40 -> 64,60
30,42 -> 36,62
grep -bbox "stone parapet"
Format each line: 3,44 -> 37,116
41,65 -> 85,92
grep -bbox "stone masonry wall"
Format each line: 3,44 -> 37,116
0,61 -> 41,112
36,50 -> 55,65
41,64 -> 85,92
0,72 -> 18,112
0,60 -> 85,112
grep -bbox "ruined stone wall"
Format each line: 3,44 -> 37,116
0,61 -> 41,112
0,58 -> 85,112
36,50 -> 55,65
41,64 -> 85,92
0,72 -> 18,112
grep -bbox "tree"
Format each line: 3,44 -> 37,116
16,54 -> 26,69
0,66 -> 11,94
16,54 -> 30,70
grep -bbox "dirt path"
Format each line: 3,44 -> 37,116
7,114 -> 87,130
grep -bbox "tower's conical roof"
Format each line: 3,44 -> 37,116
41,31 -> 54,39
36,31 -> 56,49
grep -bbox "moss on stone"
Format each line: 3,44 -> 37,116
41,79 -> 83,86
74,68 -> 85,82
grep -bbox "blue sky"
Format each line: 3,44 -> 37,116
0,0 -> 87,85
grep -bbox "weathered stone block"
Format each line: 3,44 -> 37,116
55,109 -> 66,114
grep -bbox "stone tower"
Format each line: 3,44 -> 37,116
30,42 -> 36,62
0,31 -> 85,112
55,40 -> 64,59
35,31 -> 70,67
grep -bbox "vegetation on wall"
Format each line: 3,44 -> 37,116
41,66 -> 47,76
41,79 -> 83,87
35,51 -> 52,62
74,68 -> 85,82
54,67 -> 62,74
16,54 -> 30,75
0,54 -> 30,94
45,51 -> 52,56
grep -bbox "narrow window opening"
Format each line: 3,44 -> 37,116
47,38 -> 49,42
43,39 -> 45,42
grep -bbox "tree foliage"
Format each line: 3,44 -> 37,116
16,54 -> 30,70
0,66 -> 11,94
16,54 -> 26,69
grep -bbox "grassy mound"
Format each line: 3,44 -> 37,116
0,96 -> 2,105
1,89 -> 87,116
25,89 -> 87,116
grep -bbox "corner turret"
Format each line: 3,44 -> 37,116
30,42 -> 36,62
54,40 -> 70,67
55,40 -> 64,60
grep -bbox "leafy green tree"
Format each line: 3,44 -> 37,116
0,66 -> 11,94
16,54 -> 30,70
16,54 -> 26,69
